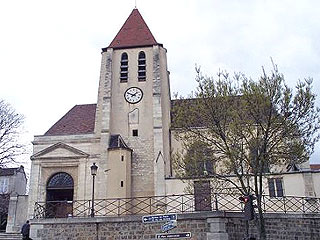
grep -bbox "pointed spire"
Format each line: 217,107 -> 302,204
108,9 -> 158,49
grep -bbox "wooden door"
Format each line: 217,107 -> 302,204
194,181 -> 212,211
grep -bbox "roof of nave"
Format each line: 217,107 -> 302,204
44,104 -> 96,136
107,8 -> 158,49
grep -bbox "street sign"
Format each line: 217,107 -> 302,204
156,232 -> 191,239
142,214 -> 177,223
161,220 -> 177,232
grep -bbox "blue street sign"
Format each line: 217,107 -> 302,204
156,232 -> 191,239
142,214 -> 177,223
161,220 -> 177,232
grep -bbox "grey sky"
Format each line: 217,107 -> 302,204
0,0 -> 319,163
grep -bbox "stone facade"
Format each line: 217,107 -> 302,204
30,212 -> 320,240
28,138 -> 99,218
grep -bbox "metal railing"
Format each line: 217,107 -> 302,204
34,193 -> 320,219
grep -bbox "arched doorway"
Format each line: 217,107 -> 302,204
46,172 -> 74,218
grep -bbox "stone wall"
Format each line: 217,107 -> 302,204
225,212 -> 320,240
30,213 -> 211,240
30,212 -> 320,240
6,195 -> 28,233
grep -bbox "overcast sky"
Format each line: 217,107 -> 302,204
1,0 -> 320,166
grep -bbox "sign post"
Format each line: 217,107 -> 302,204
142,214 -> 177,224
161,220 -> 177,232
155,232 -> 192,239
142,214 -> 192,239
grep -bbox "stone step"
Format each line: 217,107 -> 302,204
0,232 -> 22,240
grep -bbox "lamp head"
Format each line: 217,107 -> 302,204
91,163 -> 98,176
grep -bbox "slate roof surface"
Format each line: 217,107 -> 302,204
107,8 -> 158,49
109,134 -> 131,150
44,104 -> 96,136
0,168 -> 16,176
0,166 -> 24,176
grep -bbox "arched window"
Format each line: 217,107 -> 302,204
47,172 -> 74,189
138,51 -> 146,81
120,52 -> 128,82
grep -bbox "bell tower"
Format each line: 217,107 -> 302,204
94,9 -> 171,198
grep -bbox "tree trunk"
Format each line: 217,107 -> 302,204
254,173 -> 267,240
256,199 -> 267,240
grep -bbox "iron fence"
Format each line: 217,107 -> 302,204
34,193 -> 320,219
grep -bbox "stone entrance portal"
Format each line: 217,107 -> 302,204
46,172 -> 74,218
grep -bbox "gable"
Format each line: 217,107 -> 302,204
31,142 -> 89,160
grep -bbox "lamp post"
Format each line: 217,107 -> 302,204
90,163 -> 98,217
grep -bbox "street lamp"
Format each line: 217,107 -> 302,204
90,163 -> 98,217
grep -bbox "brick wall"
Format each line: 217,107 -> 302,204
30,212 -> 320,240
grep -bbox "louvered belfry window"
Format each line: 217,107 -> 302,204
138,51 -> 146,81
120,52 -> 128,82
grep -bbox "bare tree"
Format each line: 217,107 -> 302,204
0,100 -> 26,167
172,64 -> 320,240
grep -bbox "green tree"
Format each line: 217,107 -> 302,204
172,64 -> 320,240
0,99 -> 25,167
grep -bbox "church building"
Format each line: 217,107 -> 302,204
27,8 -> 320,219
28,8 -> 171,218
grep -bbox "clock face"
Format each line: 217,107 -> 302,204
124,87 -> 143,104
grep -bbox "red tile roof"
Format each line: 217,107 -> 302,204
310,164 -> 320,171
108,9 -> 158,49
45,104 -> 96,136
